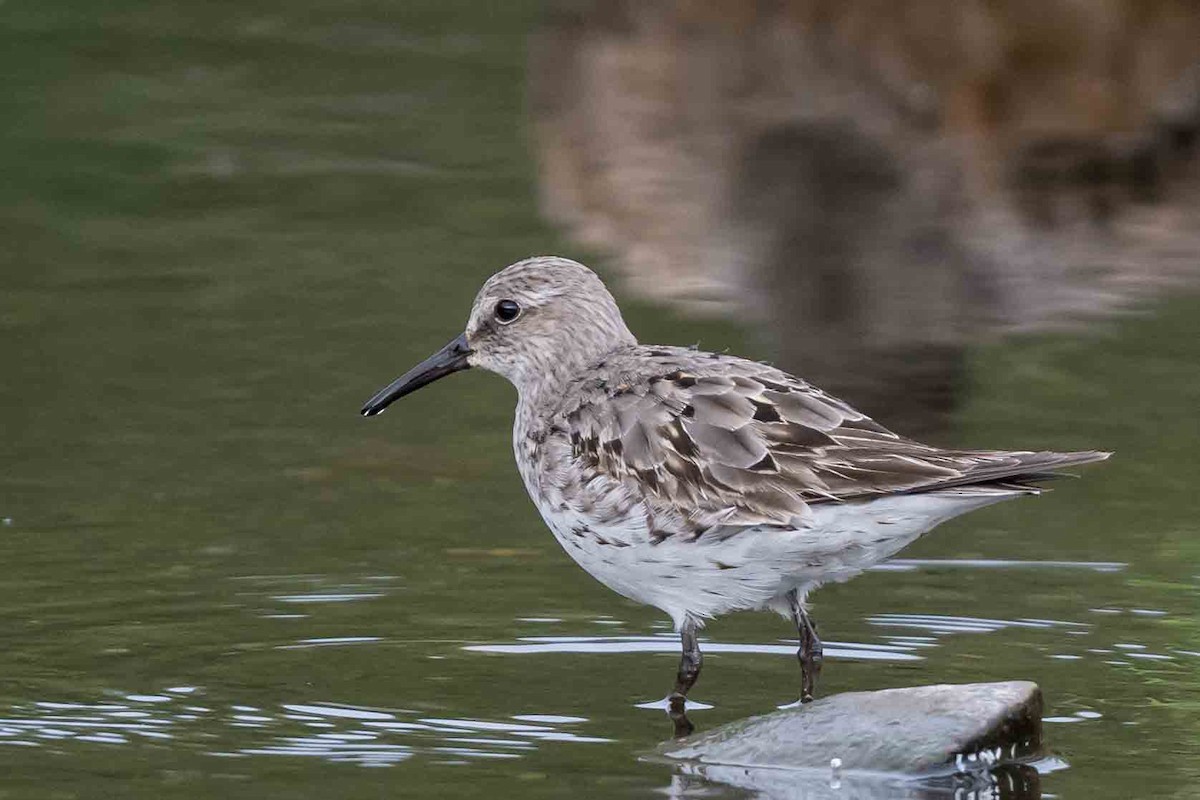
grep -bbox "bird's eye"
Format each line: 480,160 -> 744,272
494,299 -> 521,324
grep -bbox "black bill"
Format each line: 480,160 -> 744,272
360,332 -> 472,417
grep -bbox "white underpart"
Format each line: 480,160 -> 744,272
537,489 -> 1023,631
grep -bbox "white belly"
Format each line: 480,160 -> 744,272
538,489 -> 1020,630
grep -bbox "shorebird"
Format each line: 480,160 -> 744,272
361,256 -> 1108,719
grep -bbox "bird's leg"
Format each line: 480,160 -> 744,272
788,589 -> 824,703
668,618 -> 702,736
672,618 -> 703,698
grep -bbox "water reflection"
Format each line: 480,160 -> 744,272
234,573 -> 396,608
0,558 -> 1181,778
872,559 -> 1126,573
664,761 -> 1050,800
0,694 -> 608,768
868,613 -> 1089,636
531,2 -> 1200,436
465,635 -> 921,662
275,636 -> 384,650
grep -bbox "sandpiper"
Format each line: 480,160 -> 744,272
361,256 -> 1108,718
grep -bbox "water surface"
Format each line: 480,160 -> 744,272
2,2 -> 1198,797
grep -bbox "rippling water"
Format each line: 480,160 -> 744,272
0,694 -> 610,767
2,1 -> 1198,797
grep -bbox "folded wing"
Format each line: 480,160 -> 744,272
562,351 -> 1109,535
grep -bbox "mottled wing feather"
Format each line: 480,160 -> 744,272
561,347 -> 1108,537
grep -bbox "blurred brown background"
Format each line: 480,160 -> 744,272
531,0 -> 1200,435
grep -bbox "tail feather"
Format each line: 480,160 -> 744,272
904,449 -> 1111,496
977,449 -> 1111,481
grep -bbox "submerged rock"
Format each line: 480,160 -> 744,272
653,682 -> 1048,798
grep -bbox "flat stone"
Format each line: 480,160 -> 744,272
654,681 -> 1044,779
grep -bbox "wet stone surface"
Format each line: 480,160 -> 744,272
656,681 -> 1043,775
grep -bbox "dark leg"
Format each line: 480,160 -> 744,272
788,589 -> 824,703
668,618 -> 702,736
